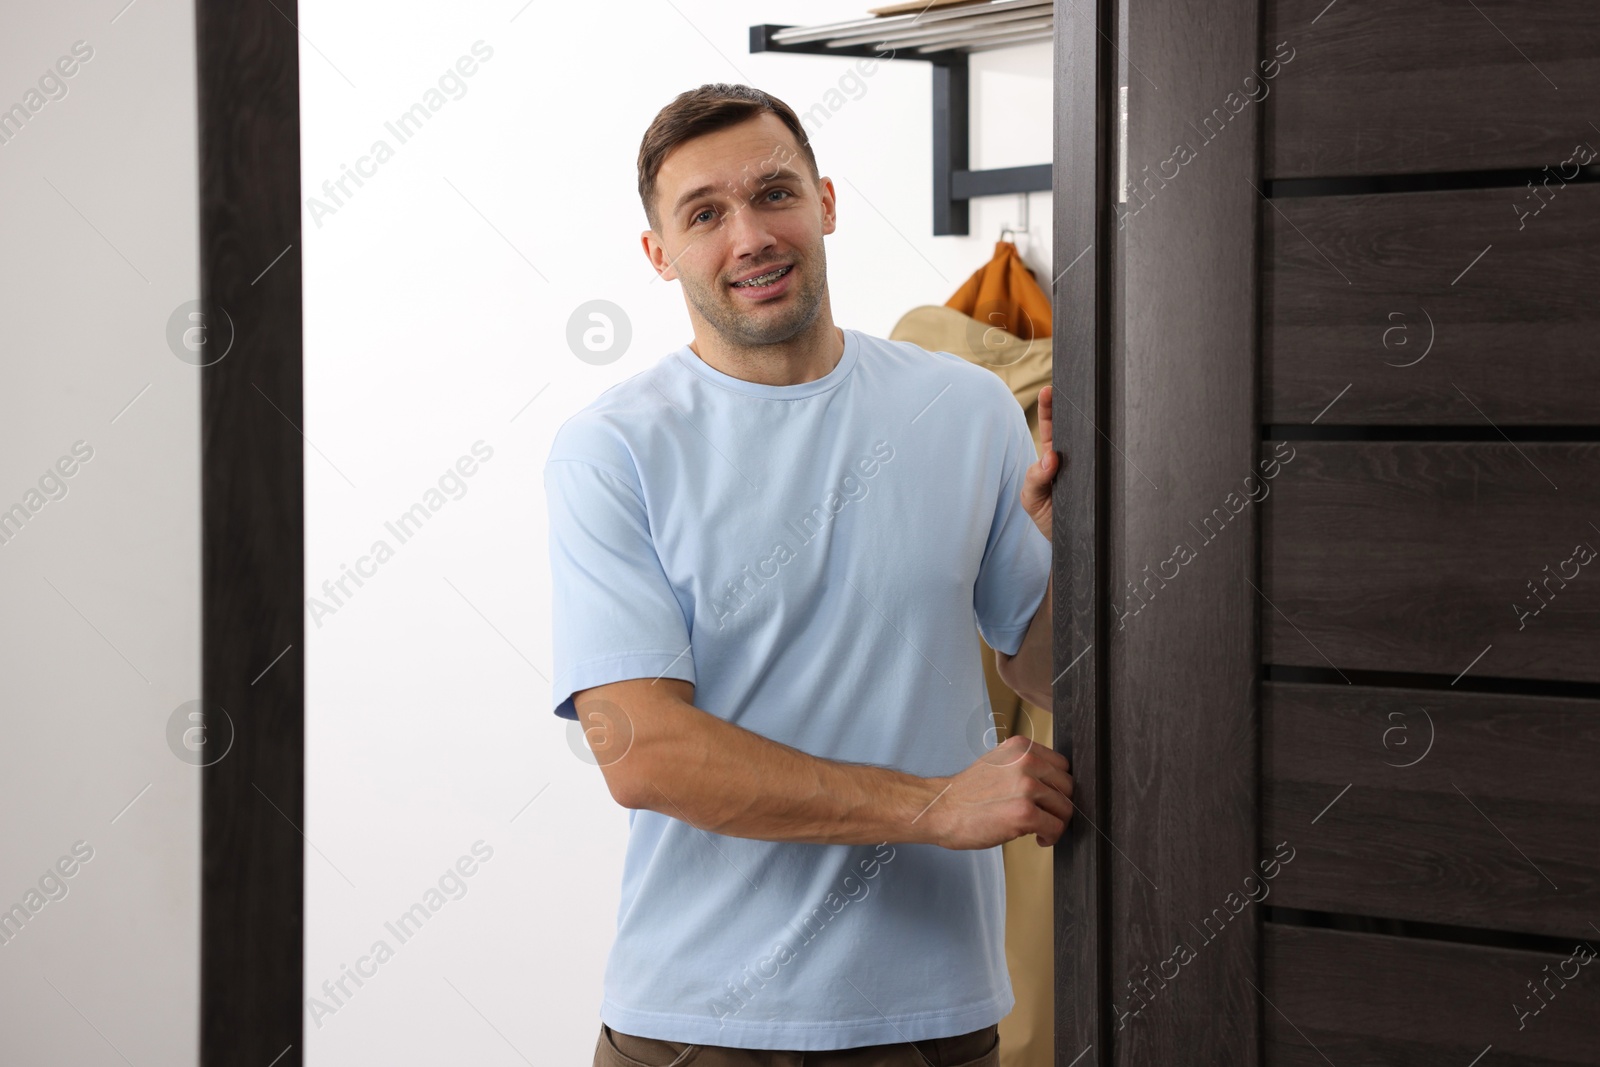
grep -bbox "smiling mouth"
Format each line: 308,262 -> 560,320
730,264 -> 793,288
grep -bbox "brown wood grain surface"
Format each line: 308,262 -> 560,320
1263,681 -> 1600,939
197,0 -> 305,1062
1103,0 -> 1264,1062
1263,184 -> 1600,425
1264,923 -> 1600,1064
1263,0 -> 1600,178
1262,441 -> 1600,683
1053,0 -> 1108,1063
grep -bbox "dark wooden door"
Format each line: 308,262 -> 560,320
1258,2 -> 1600,1062
1054,1 -> 1600,1064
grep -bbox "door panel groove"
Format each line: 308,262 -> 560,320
1266,426 -> 1600,442
1266,165 -> 1600,199
1264,665 -> 1600,701
1264,909 -> 1585,957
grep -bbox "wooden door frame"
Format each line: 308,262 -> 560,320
1050,0 -> 1112,1062
196,1 -> 305,1063
196,0 -> 1266,1063
1052,0 -> 1265,1062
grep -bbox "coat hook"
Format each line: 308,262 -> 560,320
1000,193 -> 1031,244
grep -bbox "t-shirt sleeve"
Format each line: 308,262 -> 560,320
972,388 -> 1051,656
544,456 -> 695,721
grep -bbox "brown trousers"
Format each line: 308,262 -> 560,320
593,1021 -> 999,1067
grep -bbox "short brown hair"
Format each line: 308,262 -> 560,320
637,83 -> 820,232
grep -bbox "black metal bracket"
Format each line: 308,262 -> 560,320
751,24 -> 1052,236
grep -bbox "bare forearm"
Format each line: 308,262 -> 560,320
620,698 -> 950,847
999,579 -> 1053,708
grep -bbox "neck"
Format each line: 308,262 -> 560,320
688,315 -> 844,387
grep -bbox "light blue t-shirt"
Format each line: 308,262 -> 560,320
544,326 -> 1051,1050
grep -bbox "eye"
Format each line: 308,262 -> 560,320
765,188 -> 792,203
689,207 -> 716,226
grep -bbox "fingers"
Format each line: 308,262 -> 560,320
1006,733 -> 1069,770
1039,385 -> 1053,454
1037,386 -> 1065,479
956,734 -> 1078,849
1004,735 -> 1068,777
1028,779 -> 1074,828
1034,791 -> 1074,847
1040,766 -> 1074,799
1031,805 -> 1065,847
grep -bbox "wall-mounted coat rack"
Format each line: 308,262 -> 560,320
750,0 -> 1053,236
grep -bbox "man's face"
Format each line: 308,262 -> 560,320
644,112 -> 835,349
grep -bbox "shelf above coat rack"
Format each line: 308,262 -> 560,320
750,0 -> 1053,236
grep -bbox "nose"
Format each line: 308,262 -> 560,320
723,196 -> 778,263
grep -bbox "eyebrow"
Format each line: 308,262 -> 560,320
671,165 -> 807,219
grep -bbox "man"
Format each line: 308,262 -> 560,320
545,83 -> 1071,1067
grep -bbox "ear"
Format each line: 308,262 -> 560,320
818,175 -> 837,236
641,230 -> 677,281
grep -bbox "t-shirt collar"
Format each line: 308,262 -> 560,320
674,328 -> 860,399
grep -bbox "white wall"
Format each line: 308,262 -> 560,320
0,3 -> 202,1064
298,2 -> 1052,1062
